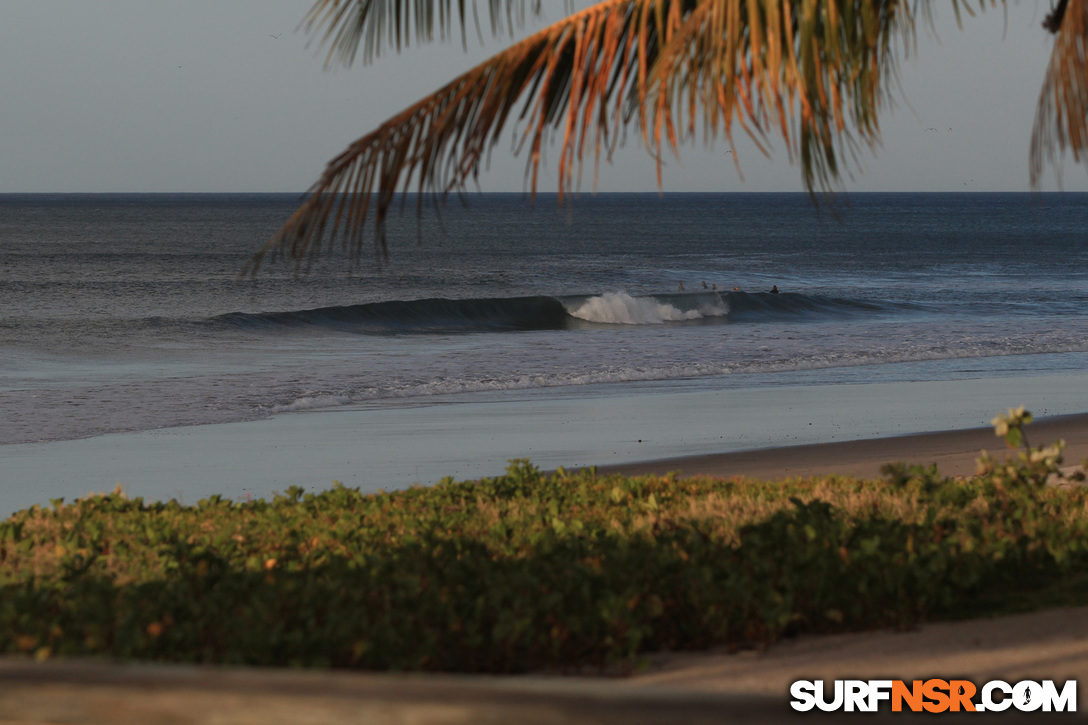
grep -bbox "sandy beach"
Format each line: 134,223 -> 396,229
600,412 -> 1088,481
3,604 -> 1086,722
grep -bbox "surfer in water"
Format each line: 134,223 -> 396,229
770,285 -> 779,294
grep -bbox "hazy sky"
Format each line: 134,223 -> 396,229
2,0 -> 1085,193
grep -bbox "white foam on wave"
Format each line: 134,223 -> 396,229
567,292 -> 726,325
271,394 -> 353,413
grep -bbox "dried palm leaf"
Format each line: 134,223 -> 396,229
1031,0 -> 1088,186
249,0 -> 913,273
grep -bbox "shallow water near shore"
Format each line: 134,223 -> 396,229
2,192 -> 1087,512
5,357 -> 1088,515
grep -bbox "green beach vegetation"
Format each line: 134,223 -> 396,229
2,412 -> 1086,671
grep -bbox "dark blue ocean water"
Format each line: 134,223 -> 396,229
2,192 -> 1087,445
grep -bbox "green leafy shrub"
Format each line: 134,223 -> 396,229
2,414 -> 1087,671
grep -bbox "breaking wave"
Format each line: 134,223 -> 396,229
212,291 -> 896,335
566,292 -> 726,324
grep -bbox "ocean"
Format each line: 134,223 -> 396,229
3,192 -> 1088,509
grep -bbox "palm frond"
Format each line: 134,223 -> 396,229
303,0 -> 569,66
647,0 -> 910,192
1031,0 -> 1088,186
250,0 -> 913,272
